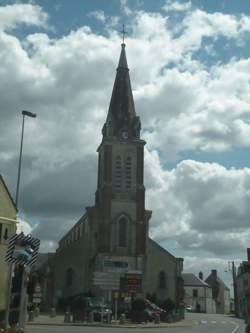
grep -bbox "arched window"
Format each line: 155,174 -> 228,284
66,268 -> 73,287
115,156 -> 122,191
119,218 -> 127,247
125,157 -> 132,190
159,271 -> 166,289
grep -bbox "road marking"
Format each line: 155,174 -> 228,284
230,321 -> 240,333
200,320 -> 207,324
221,321 -> 226,324
211,320 -> 216,324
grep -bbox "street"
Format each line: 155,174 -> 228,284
26,313 -> 247,333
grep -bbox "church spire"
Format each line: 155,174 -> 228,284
102,43 -> 141,140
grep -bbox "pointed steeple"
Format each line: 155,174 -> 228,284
118,43 -> 128,69
103,43 -> 141,140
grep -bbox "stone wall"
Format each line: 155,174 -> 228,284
144,238 -> 181,303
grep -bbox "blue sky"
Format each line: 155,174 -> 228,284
1,0 -> 250,288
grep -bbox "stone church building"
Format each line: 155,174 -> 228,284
53,43 -> 184,306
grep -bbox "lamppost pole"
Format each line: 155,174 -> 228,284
4,110 -> 36,333
16,110 -> 36,207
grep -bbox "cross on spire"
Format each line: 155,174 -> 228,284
120,24 -> 127,44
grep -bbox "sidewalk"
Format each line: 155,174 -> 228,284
26,314 -> 196,329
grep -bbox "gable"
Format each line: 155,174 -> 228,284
0,175 -> 17,217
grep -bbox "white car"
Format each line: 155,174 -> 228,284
186,305 -> 192,312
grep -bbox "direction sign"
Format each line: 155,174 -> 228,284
93,271 -> 120,290
33,298 -> 41,304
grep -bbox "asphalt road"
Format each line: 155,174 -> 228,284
26,313 -> 247,333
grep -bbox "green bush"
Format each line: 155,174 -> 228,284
9,308 -> 19,326
160,298 -> 176,313
0,308 -> 19,329
131,298 -> 146,312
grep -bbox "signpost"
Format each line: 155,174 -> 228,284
4,232 -> 40,333
33,283 -> 42,304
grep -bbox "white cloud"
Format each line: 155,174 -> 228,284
145,152 -> 250,256
0,4 -> 48,31
88,10 -> 106,23
120,0 -> 132,16
163,0 -> 191,12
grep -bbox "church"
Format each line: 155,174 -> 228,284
53,43 -> 184,307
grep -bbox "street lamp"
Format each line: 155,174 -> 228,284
4,110 -> 36,333
15,110 -> 36,209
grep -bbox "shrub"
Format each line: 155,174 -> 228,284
9,309 -> 19,327
161,298 -> 176,313
131,298 -> 146,312
130,298 -> 147,323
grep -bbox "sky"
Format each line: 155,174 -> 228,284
0,0 -> 250,291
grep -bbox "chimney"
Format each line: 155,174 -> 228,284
247,248 -> 250,262
199,271 -> 203,280
211,269 -> 217,279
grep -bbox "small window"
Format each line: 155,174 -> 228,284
119,218 -> 127,247
4,228 -> 8,240
159,271 -> 166,289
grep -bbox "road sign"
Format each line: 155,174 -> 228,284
93,271 -> 120,290
5,232 -> 40,266
121,273 -> 142,294
34,283 -> 42,293
33,298 -> 41,304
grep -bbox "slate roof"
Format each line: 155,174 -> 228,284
205,274 -> 230,291
182,273 -> 211,287
106,43 -> 136,135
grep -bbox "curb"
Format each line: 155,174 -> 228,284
26,320 -> 196,329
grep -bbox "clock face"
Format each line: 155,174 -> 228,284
121,131 -> 128,139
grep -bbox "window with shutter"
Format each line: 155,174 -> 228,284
115,156 -> 122,191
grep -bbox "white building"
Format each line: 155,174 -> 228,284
183,272 -> 216,313
205,269 -> 230,314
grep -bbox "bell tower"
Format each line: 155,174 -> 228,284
95,43 -> 151,258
